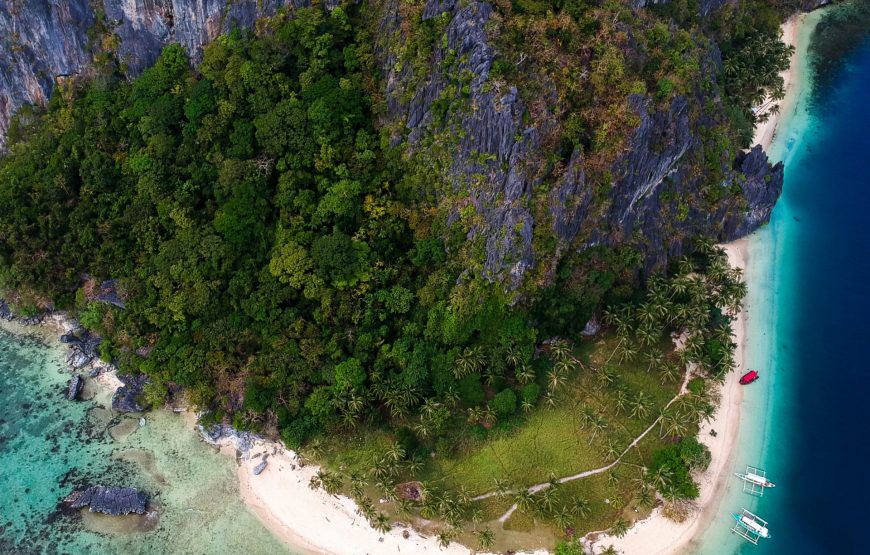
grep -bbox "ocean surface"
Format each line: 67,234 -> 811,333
0,325 -> 291,554
694,9 -> 870,555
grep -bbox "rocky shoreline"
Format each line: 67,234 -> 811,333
1,298 -> 151,517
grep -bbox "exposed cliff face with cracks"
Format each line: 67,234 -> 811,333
3,0 -> 783,290
377,0 -> 783,289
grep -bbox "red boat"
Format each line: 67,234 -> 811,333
740,370 -> 760,385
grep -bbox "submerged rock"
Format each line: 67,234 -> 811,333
66,375 -> 83,401
67,485 -> 147,515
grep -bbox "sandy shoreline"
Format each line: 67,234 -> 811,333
752,13 -> 809,152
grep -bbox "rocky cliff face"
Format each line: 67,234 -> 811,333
3,0 -> 783,288
380,0 -> 782,285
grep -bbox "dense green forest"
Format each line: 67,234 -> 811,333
0,0 -> 796,548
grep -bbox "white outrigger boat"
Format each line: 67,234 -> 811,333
735,465 -> 776,496
731,508 -> 771,544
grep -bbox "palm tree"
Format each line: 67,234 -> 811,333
603,439 -> 620,462
454,346 -> 484,379
466,406 -> 484,425
618,343 -> 638,364
516,363 -> 535,385
549,338 -> 573,361
553,505 -> 574,533
629,392 -> 650,419
647,466 -> 672,491
665,411 -> 690,439
644,348 -> 664,373
544,393 -> 557,410
607,470 -> 620,487
554,358 -> 577,377
505,344 -> 523,369
494,477 -> 510,499
515,490 -> 534,512
636,324 -> 659,348
548,370 -> 567,392
611,517 -> 630,538
589,415 -> 608,444
475,527 -> 495,550
636,485 -> 654,509
373,512 -> 391,533
660,361 -> 681,384
601,545 -> 620,555
436,528 -> 455,548
610,495 -> 624,510
521,398 -> 534,414
481,406 -> 497,427
594,366 -> 616,389
385,442 -> 406,463
571,496 -> 591,519
539,486 -> 559,511
613,386 -> 630,416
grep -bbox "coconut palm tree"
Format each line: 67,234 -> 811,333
515,490 -> 534,512
553,505 -> 574,533
468,405 -> 486,425
636,486 -> 654,509
613,386 -> 630,416
589,415 -> 608,444
539,486 -> 559,511
595,365 -> 616,389
603,439 -> 620,462
630,392 -> 650,419
571,496 -> 592,519
611,517 -> 630,538
601,545 -> 620,555
644,348 -> 665,373
475,527 -> 495,550
373,512 -> 392,533
618,343 -> 638,364
549,338 -> 573,361
521,398 -> 534,414
548,370 -> 567,392
660,361 -> 681,384
516,363 -> 535,385
454,346 -> 484,379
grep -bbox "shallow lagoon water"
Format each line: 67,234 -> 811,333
0,326 -> 292,554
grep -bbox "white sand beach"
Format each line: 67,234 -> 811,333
752,14 -> 810,151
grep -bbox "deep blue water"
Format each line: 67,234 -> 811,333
750,34 -> 870,554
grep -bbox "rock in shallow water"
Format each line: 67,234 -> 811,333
66,375 -> 83,401
67,486 -> 147,515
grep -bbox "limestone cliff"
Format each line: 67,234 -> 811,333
1,0 -> 784,289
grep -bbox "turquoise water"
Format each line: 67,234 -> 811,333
0,326 -> 292,554
695,14 -> 870,555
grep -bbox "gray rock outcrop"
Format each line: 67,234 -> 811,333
67,485 -> 147,515
67,374 -> 84,401
112,374 -> 149,413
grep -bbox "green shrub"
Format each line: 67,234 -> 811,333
522,382 -> 541,405
491,388 -> 517,417
458,373 -> 485,407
